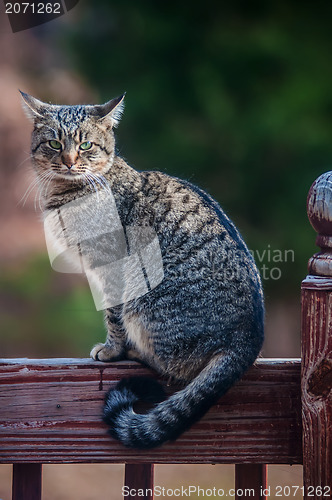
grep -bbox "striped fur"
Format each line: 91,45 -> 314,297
22,92 -> 264,449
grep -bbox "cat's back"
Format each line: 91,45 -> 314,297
135,169 -> 263,306
139,169 -> 251,257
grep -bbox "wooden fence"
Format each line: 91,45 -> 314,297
1,172 -> 331,500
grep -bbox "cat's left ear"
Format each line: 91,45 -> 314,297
92,93 -> 125,128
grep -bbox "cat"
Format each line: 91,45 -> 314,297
21,91 -> 264,449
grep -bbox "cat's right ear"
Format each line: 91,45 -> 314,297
19,91 -> 47,121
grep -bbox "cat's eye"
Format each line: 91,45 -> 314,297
49,140 -> 62,150
80,141 -> 93,150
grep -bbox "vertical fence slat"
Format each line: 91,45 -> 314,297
235,464 -> 267,500
12,463 -> 42,500
124,463 -> 154,500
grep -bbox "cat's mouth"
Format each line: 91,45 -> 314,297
63,170 -> 82,177
48,165 -> 107,191
55,171 -> 84,181
51,165 -> 87,180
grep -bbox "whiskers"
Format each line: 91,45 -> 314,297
81,170 -> 113,201
19,165 -> 113,213
19,170 -> 57,212
16,154 -> 33,170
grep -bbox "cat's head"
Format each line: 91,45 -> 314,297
20,91 -> 125,182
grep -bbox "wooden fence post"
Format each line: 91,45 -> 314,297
235,464 -> 267,500
301,171 -> 332,499
12,463 -> 42,500
124,463 -> 154,500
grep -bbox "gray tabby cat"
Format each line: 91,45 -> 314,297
21,91 -> 264,449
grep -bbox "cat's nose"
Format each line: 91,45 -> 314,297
61,154 -> 77,170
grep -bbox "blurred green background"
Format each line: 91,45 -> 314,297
1,0 -> 332,359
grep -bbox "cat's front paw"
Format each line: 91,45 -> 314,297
90,343 -> 119,362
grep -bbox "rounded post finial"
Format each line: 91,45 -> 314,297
307,171 -> 332,277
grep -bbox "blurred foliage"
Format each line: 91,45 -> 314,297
0,256 -> 105,357
55,0 -> 332,294
4,0 -> 332,357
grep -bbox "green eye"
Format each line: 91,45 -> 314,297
80,141 -> 92,150
49,140 -> 62,150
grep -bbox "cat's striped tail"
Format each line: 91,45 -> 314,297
102,352 -> 255,449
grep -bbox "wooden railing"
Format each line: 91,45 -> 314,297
1,172 -> 331,500
1,358 -> 300,499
